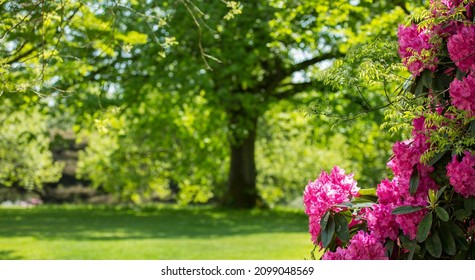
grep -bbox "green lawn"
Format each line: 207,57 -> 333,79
0,205 -> 314,260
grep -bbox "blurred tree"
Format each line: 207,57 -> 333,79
154,0 -> 419,208
0,100 -> 63,192
1,0 -> 424,208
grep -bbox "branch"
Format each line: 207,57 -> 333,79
273,81 -> 316,100
394,0 -> 410,15
288,50 -> 344,74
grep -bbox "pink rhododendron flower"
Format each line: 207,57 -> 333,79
447,25 -> 475,73
442,0 -> 464,8
398,24 -> 438,75
366,204 -> 399,241
447,151 -> 475,197
303,166 -> 359,244
395,208 -> 428,239
322,231 -> 388,260
321,247 -> 347,260
376,178 -> 400,205
388,117 -> 429,178
449,74 -> 475,115
375,177 -> 429,239
387,117 -> 438,197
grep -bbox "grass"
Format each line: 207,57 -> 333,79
0,205 -> 315,260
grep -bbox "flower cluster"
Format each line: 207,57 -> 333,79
447,151 -> 475,198
449,74 -> 475,116
322,231 -> 388,260
397,24 -> 437,75
303,166 -> 359,243
377,118 -> 437,238
366,203 -> 399,241
441,0 -> 464,9
447,25 -> 475,73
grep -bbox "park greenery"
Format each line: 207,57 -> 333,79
0,0 -> 418,208
3,0 -> 474,261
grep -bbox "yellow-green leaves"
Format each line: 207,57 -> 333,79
117,31 -> 148,45
224,1 -> 242,20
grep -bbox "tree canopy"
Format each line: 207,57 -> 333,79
1,0 -> 426,208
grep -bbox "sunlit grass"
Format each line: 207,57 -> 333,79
0,205 -> 315,260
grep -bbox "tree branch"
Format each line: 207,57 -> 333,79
288,50 -> 344,74
273,81 -> 316,100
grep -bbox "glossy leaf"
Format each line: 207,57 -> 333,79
448,222 -> 469,251
439,224 -> 456,256
470,120 -> 475,137
456,68 -> 466,80
427,150 -> 448,167
321,215 -> 335,248
426,232 -> 442,258
416,212 -> 432,242
421,69 -> 433,89
334,213 -> 350,242
435,207 -> 449,222
385,239 -> 394,257
436,186 -> 447,200
409,165 -> 419,196
392,206 -> 425,215
320,210 -> 331,231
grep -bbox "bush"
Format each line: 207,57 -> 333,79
304,0 -> 475,260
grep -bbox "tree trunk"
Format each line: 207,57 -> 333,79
221,112 -> 262,209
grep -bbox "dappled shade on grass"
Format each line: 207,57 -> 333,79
0,205 -> 312,260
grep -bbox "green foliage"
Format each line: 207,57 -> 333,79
77,90 -> 229,204
0,101 -> 63,190
256,100 -> 394,205
1,0 -> 423,208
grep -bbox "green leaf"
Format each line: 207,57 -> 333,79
454,209 -> 471,221
414,78 -> 424,96
358,188 -> 376,196
436,186 -> 447,200
426,232 -> 442,258
334,213 -> 350,242
409,165 -> 419,196
447,222 -> 469,251
392,205 -> 425,215
385,239 -> 394,257
416,212 -> 432,242
399,234 -> 416,260
454,250 -> 468,260
439,224 -> 456,256
352,197 -> 375,204
421,69 -> 433,89
321,215 -> 335,248
334,202 -> 353,208
410,75 -> 424,97
464,197 -> 475,211
435,207 -> 449,222
349,202 -> 375,208
427,150 -> 448,167
432,72 -> 453,93
407,239 -> 417,260
320,210 -> 330,231
470,120 -> 475,138
456,68 -> 466,80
